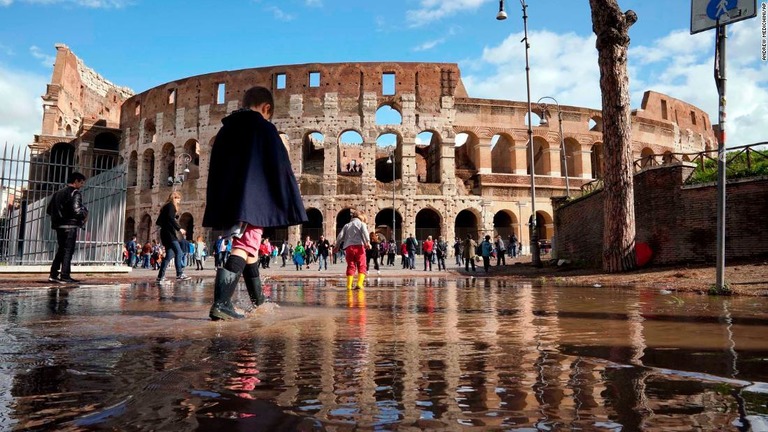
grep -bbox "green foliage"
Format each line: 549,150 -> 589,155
687,149 -> 768,185
707,282 -> 732,296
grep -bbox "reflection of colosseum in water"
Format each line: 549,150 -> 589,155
36,46 -> 718,249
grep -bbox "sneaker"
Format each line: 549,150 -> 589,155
59,277 -> 80,284
176,274 -> 191,281
48,276 -> 62,284
156,277 -> 166,283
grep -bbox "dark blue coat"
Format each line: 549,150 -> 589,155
202,109 -> 307,230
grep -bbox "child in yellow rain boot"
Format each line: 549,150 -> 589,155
336,210 -> 371,291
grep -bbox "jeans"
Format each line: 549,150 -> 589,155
158,239 -> 184,279
50,227 -> 78,279
318,254 -> 328,270
423,252 -> 433,270
407,251 -> 415,269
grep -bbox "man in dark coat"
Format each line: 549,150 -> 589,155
203,86 -> 307,320
47,171 -> 88,284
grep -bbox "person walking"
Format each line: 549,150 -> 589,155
480,235 -> 493,273
47,171 -> 88,284
495,235 -> 506,266
213,236 -> 223,268
462,234 -> 477,272
435,236 -> 448,271
422,235 -> 434,271
280,240 -> 290,267
336,210 -> 371,290
386,239 -> 396,266
366,232 -> 380,275
194,236 -> 206,270
155,192 -> 191,283
453,237 -> 463,266
203,86 -> 308,320
126,235 -> 138,268
405,234 -> 418,270
293,243 -> 305,270
509,233 -> 518,258
316,235 -> 330,271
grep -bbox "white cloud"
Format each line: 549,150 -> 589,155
413,38 -> 445,52
463,30 -> 602,110
462,21 -> 768,147
406,0 -> 488,27
2,0 -> 130,7
305,0 -> 322,6
266,5 -> 294,21
29,45 -> 55,68
0,64 -> 46,151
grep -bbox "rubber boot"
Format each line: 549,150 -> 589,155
243,263 -> 265,307
355,274 -> 366,290
346,275 -> 354,290
209,267 -> 245,321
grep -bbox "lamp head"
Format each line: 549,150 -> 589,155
496,0 -> 507,20
183,167 -> 190,173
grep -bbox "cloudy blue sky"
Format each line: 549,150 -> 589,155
0,0 -> 766,150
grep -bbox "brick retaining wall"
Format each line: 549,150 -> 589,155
554,164 -> 768,266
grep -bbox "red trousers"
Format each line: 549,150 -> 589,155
344,245 -> 367,276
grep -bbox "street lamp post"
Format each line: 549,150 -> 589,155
497,0 -> 541,266
168,152 -> 191,186
516,201 -> 528,254
537,96 -> 570,197
387,150 -> 396,243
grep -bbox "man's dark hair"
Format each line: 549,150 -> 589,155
242,86 -> 274,115
67,172 -> 86,184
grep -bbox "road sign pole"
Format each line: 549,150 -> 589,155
715,22 -> 727,290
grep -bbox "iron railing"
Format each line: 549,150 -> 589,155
579,141 -> 768,195
0,144 -> 126,266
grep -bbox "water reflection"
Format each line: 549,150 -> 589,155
0,279 -> 766,430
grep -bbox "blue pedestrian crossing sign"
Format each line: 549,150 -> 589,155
691,0 -> 756,33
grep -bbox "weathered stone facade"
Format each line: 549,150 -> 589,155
33,50 -> 716,248
30,44 -> 133,185
116,62 -> 716,248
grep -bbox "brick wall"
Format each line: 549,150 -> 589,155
554,164 -> 768,266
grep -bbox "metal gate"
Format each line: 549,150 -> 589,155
0,144 -> 126,266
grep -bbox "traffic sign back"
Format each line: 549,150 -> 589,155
691,0 -> 757,33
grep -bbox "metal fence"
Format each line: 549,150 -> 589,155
0,144 -> 126,266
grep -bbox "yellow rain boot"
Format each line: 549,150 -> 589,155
346,275 -> 354,290
355,274 -> 366,290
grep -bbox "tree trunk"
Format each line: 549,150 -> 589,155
589,0 -> 637,272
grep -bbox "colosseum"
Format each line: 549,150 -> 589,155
34,45 -> 717,252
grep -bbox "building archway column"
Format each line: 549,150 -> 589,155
576,149 -> 592,178
475,137 -> 492,174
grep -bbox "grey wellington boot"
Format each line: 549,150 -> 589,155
243,263 -> 265,308
209,267 -> 245,321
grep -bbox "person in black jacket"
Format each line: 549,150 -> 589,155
47,171 -> 88,283
155,191 -> 190,282
203,86 -> 307,320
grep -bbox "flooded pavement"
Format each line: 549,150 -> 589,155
0,277 -> 767,431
